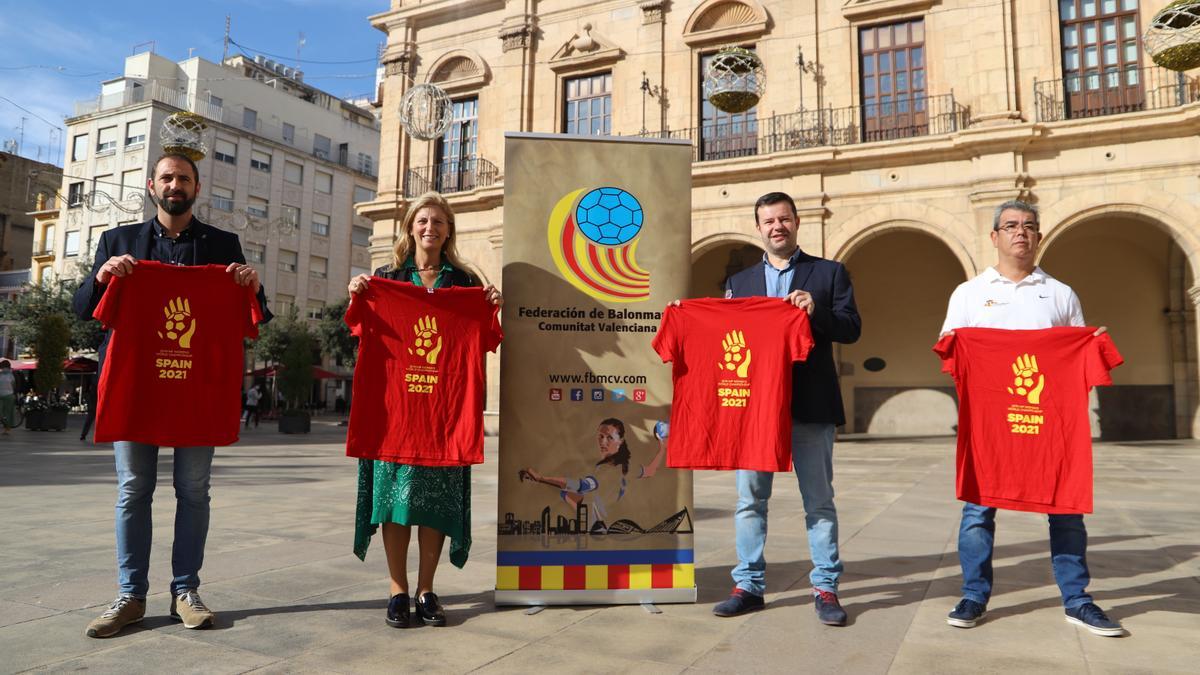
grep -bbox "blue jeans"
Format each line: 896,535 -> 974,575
958,502 -> 1092,609
732,422 -> 842,595
113,441 -> 214,598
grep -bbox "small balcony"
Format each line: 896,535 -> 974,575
1034,65 -> 1200,122
636,93 -> 968,162
404,157 -> 500,199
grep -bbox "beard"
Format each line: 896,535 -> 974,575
156,190 -> 196,216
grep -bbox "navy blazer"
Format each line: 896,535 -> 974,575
72,217 -> 272,376
725,251 -> 861,426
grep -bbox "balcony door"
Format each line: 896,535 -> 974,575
1060,0 -> 1142,118
859,19 -> 926,142
434,97 -> 478,193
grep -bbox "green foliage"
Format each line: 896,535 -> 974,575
253,307 -> 315,410
278,323 -> 315,411
32,314 -> 70,396
0,257 -> 104,354
316,297 -> 356,367
252,306 -> 298,365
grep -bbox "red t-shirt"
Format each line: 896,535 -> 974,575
344,279 -> 502,466
94,261 -> 262,447
933,327 -> 1123,514
653,297 -> 814,471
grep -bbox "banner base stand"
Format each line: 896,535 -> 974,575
495,587 -> 696,606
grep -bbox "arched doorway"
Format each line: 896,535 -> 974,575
690,240 -> 764,298
1040,216 -> 1195,440
839,229 -> 968,434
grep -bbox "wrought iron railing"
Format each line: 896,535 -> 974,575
1034,65 -> 1200,122
404,157 -> 500,198
635,93 -> 968,162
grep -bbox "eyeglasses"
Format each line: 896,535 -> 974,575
997,223 -> 1039,235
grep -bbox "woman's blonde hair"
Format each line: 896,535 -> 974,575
391,191 -> 467,270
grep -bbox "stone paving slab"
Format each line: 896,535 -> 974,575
1,416 -> 1197,673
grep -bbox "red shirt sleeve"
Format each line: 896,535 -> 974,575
483,300 -> 503,353
652,305 -> 678,363
244,283 -> 262,339
344,291 -> 367,338
785,307 -> 814,362
932,332 -> 957,377
93,274 -> 125,329
1085,332 -> 1124,387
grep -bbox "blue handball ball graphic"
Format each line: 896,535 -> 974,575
575,187 -> 644,246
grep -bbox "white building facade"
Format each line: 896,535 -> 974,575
50,50 -> 381,328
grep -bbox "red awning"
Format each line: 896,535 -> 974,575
5,357 -> 96,373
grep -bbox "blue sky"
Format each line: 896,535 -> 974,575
0,0 -> 389,166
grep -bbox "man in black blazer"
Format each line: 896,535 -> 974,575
712,192 -> 861,626
75,153 -> 270,639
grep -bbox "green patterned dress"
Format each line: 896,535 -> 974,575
352,258 -> 474,568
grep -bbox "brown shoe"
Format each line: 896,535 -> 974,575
85,595 -> 145,638
170,589 -> 215,629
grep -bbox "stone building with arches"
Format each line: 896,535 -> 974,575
359,0 -> 1200,439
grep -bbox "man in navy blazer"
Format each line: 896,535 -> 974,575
712,192 -> 861,626
75,153 -> 269,639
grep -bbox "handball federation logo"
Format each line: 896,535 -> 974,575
547,187 -> 650,302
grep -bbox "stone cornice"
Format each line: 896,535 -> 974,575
841,0 -> 940,22
370,1 -> 507,31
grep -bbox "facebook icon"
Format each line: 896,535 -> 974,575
570,389 -> 584,401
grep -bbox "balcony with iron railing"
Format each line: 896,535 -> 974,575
404,157 -> 501,199
636,93 -> 969,162
1034,64 -> 1200,122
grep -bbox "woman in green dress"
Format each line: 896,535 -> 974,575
347,191 -> 502,628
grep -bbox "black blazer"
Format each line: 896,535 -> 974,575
725,251 -> 861,426
72,217 -> 272,375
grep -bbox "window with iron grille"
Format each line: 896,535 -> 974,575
563,73 -> 612,136
1059,0 -> 1142,118
435,97 -> 478,193
859,19 -> 927,141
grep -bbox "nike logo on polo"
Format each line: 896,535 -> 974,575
1038,294 -> 1050,299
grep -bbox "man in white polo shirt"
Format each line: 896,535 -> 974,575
939,199 -> 1123,637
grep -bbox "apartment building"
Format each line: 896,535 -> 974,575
360,0 -> 1200,439
51,49 -> 381,329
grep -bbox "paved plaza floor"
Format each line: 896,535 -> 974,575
1,416 -> 1197,673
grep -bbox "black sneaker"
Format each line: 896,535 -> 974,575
946,598 -> 986,628
1065,602 -> 1124,637
813,589 -> 847,626
712,588 -> 764,617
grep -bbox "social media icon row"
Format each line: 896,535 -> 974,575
549,388 -> 647,402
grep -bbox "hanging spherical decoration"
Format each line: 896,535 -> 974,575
399,83 -> 453,141
703,46 -> 766,114
159,111 -> 209,161
1145,1 -> 1200,72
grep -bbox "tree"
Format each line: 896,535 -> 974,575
32,314 -> 70,396
251,306 -> 297,366
278,325 -> 315,411
316,297 -> 357,367
0,257 -> 104,354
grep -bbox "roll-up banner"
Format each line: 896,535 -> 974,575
496,133 -> 695,605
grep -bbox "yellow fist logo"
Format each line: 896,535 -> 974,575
157,297 -> 196,348
408,315 -> 443,365
1007,353 -> 1045,404
719,330 -> 752,378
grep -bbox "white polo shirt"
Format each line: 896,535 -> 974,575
941,266 -> 1084,332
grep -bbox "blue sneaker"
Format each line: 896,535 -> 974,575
946,598 -> 986,628
712,588 -> 764,617
1065,603 -> 1124,637
813,589 -> 847,626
